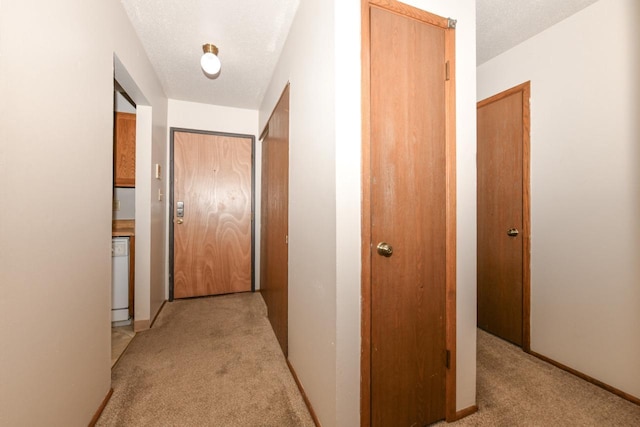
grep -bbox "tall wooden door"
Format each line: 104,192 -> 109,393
260,85 -> 289,356
172,130 -> 253,299
477,82 -> 530,348
369,6 -> 449,426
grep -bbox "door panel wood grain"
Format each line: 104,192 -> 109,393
370,6 -> 447,426
173,131 -> 253,299
260,85 -> 290,356
477,82 -> 530,347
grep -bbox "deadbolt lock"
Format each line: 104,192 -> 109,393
507,228 -> 519,237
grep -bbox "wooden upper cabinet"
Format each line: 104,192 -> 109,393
114,112 -> 136,187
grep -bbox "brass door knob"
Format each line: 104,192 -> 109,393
376,242 -> 393,257
176,218 -> 184,225
507,228 -> 519,237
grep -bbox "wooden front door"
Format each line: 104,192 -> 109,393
477,82 -> 530,348
368,5 -> 451,426
171,130 -> 253,299
260,85 -> 290,356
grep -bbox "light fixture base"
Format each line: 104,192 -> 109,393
202,43 -> 219,56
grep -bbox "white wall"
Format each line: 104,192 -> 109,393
139,102 -> 167,327
113,188 -> 136,220
167,100 -> 259,291
168,100 -> 258,136
114,91 -> 136,113
260,0 -> 477,424
334,0 -> 362,425
477,0 -> 640,399
259,0 -> 338,425
0,0 -> 168,425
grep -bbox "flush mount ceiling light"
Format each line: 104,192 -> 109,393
200,43 -> 221,76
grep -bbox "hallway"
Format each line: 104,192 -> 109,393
98,293 -> 313,426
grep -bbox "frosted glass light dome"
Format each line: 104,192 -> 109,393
201,52 -> 221,75
201,44 -> 221,76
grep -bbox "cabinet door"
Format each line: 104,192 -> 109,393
114,112 -> 136,187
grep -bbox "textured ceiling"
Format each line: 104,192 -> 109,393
121,0 -> 601,108
121,0 -> 299,109
476,0 -> 599,65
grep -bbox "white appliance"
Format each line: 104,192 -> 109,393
112,237 -> 130,323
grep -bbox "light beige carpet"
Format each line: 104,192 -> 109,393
98,292 -> 314,427
440,329 -> 640,426
100,294 -> 639,426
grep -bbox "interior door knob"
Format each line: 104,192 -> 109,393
376,242 -> 393,257
507,228 -> 519,237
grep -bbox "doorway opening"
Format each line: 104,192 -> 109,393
111,80 -> 137,366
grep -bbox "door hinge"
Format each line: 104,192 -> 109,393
445,349 -> 451,369
285,235 -> 288,245
445,61 -> 451,81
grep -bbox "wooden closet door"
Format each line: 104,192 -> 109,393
369,6 -> 448,426
260,85 -> 290,356
477,82 -> 530,348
